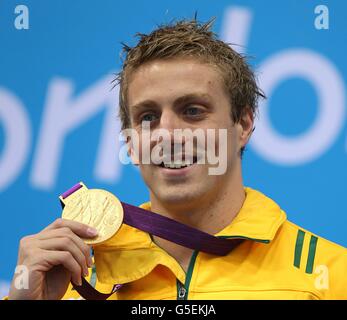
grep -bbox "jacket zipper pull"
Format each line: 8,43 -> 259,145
178,283 -> 186,300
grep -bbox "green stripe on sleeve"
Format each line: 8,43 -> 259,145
294,230 -> 305,268
305,235 -> 318,274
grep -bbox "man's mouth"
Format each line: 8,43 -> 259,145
157,156 -> 198,169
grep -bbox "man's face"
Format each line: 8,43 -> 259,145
127,58 -> 247,208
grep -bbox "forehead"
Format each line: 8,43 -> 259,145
127,58 -> 227,107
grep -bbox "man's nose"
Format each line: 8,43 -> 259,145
158,109 -> 180,132
155,109 -> 184,147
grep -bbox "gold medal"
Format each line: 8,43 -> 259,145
61,186 -> 124,245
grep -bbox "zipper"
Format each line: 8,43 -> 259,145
176,251 -> 198,300
177,280 -> 186,300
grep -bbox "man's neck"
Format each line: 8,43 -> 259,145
149,171 -> 246,272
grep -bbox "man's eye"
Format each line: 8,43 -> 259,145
184,106 -> 202,116
141,113 -> 158,122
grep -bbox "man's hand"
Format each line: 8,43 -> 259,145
8,218 -> 98,300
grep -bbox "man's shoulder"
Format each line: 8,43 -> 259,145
264,219 -> 346,299
282,219 -> 347,255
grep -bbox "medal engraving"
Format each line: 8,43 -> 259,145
62,189 -> 123,245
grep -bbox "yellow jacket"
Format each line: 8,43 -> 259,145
61,187 -> 347,300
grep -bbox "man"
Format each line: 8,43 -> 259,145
7,18 -> 347,300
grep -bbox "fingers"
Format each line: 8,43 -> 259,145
18,218 -> 98,288
37,228 -> 93,267
39,249 -> 84,286
37,237 -> 90,277
43,218 -> 98,239
13,218 -> 99,299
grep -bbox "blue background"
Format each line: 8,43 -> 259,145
0,0 -> 346,294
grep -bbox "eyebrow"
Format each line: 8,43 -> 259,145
129,93 -> 214,111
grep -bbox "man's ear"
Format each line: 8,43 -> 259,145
127,136 -> 140,166
238,108 -> 254,148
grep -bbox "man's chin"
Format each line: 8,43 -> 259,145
153,188 -> 203,208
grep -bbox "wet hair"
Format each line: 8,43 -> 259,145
114,17 -> 265,156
